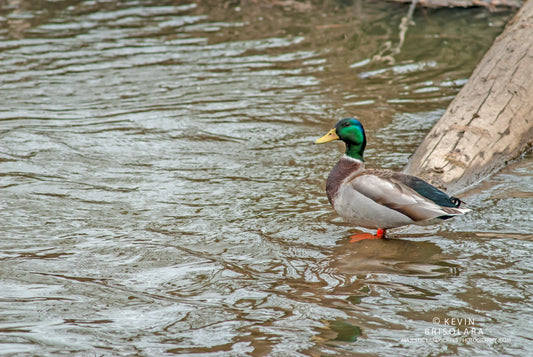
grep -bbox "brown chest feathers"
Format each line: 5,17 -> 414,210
326,157 -> 363,206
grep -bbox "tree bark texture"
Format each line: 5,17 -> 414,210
404,0 -> 533,193
389,0 -> 523,9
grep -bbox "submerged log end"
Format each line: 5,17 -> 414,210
404,0 -> 533,193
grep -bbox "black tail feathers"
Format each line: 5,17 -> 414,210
450,197 -> 465,208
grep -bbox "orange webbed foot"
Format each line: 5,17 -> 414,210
349,229 -> 387,243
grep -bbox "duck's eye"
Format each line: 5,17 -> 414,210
343,122 -> 350,127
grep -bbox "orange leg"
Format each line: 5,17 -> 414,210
349,229 -> 387,243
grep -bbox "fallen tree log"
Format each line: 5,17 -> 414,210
404,0 -> 533,193
389,0 -> 523,9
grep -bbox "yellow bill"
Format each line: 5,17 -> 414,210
315,128 -> 339,144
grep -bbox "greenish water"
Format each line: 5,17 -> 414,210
1,1 -> 531,356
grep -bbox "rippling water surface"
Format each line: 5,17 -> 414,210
1,1 -> 531,355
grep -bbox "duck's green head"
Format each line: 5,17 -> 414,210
315,117 -> 367,161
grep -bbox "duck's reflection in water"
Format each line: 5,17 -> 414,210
330,233 -> 459,279
303,233 -> 460,351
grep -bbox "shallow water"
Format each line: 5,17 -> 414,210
1,1 -> 531,356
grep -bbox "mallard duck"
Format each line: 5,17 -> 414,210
316,117 -> 470,242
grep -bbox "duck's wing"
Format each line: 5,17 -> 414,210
391,172 -> 463,208
348,170 -> 469,222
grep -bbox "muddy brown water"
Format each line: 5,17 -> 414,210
1,1 -> 531,356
